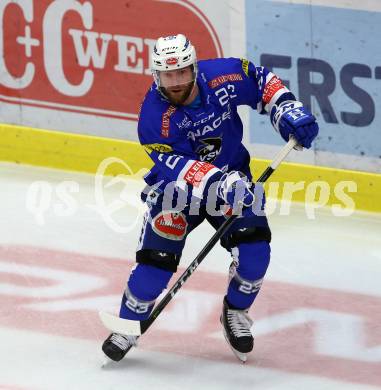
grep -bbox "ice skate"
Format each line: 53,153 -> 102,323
220,297 -> 254,363
102,333 -> 137,362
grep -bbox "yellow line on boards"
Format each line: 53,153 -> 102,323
1,123 -> 380,213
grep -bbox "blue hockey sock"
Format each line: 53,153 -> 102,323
226,241 -> 271,310
119,264 -> 173,321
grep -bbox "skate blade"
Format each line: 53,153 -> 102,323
222,329 -> 248,363
101,355 -> 113,368
232,350 -> 247,363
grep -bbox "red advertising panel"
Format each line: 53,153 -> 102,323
0,0 -> 222,120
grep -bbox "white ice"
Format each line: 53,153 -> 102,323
0,162 -> 380,390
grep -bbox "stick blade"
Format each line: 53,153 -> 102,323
99,311 -> 142,336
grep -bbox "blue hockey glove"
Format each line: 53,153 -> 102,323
217,171 -> 255,210
271,101 -> 319,149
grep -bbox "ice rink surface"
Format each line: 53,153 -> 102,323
0,162 -> 380,390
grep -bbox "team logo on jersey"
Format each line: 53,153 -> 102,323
152,211 -> 187,240
196,137 -> 222,163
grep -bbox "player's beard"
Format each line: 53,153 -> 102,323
161,81 -> 195,105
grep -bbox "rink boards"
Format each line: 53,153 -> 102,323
0,122 -> 380,213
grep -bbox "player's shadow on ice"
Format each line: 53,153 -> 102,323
101,357 -> 144,371
100,354 -> 178,372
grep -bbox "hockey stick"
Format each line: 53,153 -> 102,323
99,136 -> 298,336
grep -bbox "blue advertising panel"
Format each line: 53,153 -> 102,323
246,1 -> 381,169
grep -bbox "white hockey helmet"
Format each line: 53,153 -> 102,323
151,34 -> 198,89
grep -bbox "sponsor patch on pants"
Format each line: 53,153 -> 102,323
152,211 -> 187,240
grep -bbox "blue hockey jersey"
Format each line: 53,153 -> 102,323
138,57 -> 295,201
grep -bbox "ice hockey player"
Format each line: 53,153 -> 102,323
102,34 -> 319,362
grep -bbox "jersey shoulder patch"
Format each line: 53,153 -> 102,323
198,58 -> 250,89
143,143 -> 174,154
240,58 -> 250,77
